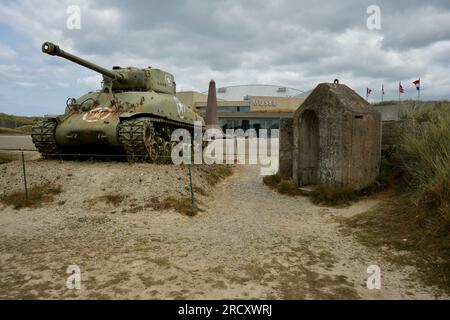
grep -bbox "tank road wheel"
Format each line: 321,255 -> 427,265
118,118 -> 158,162
31,119 -> 60,158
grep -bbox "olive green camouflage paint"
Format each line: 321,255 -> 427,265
40,42 -> 204,148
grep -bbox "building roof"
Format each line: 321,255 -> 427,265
294,89 -> 312,99
201,84 -> 305,101
295,83 -> 376,114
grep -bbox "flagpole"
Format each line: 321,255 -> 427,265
418,77 -> 420,102
398,82 -> 401,103
381,84 -> 384,102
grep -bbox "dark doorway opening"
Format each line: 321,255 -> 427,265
298,110 -> 319,186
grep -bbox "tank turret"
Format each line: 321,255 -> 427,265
42,42 -> 123,81
41,42 -> 176,94
32,41 -> 204,162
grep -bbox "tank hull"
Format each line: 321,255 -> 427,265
33,91 -> 203,160
34,41 -> 204,161
55,111 -> 121,147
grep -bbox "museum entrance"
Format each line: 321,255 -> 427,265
298,110 -> 319,186
219,118 -> 280,137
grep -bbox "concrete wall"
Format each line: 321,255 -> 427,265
290,83 -> 381,190
280,112 -> 425,190
382,119 -> 420,147
176,91 -> 208,108
345,111 -> 382,189
278,118 -> 293,180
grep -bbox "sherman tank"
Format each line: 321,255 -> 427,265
32,41 -> 204,161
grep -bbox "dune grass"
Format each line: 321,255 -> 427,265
0,113 -> 41,127
347,102 -> 450,294
263,174 -> 302,196
399,101 -> 450,123
147,196 -> 199,216
398,104 -> 450,227
0,183 -> 62,209
262,173 -> 281,190
203,165 -> 234,186
309,185 -> 358,206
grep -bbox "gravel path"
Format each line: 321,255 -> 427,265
0,161 -> 445,299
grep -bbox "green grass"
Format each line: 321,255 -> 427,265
371,99 -> 416,106
399,101 -> 450,123
398,102 -> 450,223
0,113 -> 41,127
347,102 -> 450,294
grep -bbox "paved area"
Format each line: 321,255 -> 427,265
0,135 -> 36,151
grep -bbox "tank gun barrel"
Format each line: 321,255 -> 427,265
42,42 -> 124,81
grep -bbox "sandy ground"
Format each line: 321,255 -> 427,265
0,160 -> 446,299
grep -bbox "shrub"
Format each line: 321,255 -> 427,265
263,174 -> 302,196
1,183 -> 62,209
262,173 -> 281,190
203,165 -> 234,186
147,196 -> 199,216
309,185 -> 358,206
399,106 -> 450,224
277,180 -> 302,196
98,193 -> 126,205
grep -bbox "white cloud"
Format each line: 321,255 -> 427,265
0,44 -> 18,60
76,74 -> 102,90
15,81 -> 36,87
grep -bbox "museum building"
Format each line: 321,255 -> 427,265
176,84 -> 310,135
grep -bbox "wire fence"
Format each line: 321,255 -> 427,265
2,137 -> 279,214
11,150 -> 198,214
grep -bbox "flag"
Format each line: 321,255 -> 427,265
413,79 -> 420,91
399,82 -> 405,93
366,88 -> 372,99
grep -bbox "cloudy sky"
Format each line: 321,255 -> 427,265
0,0 -> 449,115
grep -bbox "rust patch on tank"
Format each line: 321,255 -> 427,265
82,107 -> 113,122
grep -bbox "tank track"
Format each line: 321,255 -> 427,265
31,118 -> 60,158
118,117 -> 195,162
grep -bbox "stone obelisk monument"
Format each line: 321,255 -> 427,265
205,80 -> 219,130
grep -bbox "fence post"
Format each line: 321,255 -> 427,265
188,163 -> 196,212
21,151 -> 28,200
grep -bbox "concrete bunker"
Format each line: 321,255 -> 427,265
298,110 -> 319,185
279,82 -> 382,190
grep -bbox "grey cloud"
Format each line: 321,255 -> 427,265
0,0 -> 450,116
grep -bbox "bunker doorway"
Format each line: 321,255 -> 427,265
299,110 -> 319,186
